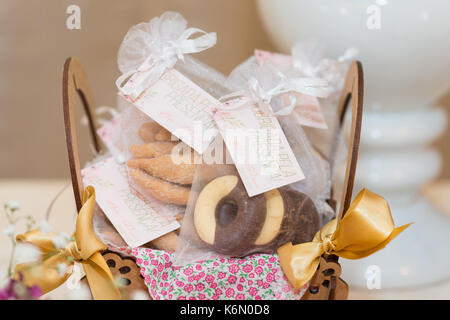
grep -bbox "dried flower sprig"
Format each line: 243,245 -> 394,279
0,275 -> 42,300
3,201 -> 36,278
0,202 -> 44,300
1,183 -> 76,300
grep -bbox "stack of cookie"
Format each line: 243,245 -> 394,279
127,122 -> 197,206
125,121 -> 201,252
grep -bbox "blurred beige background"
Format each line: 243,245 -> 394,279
0,0 -> 449,180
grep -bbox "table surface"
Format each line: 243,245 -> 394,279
1,179 -> 449,300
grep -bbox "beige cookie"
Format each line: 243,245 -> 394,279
155,128 -> 174,141
129,141 -> 177,159
101,230 -> 127,247
138,122 -> 164,143
128,168 -> 190,205
175,213 -> 184,224
149,231 -> 179,252
127,155 -> 196,185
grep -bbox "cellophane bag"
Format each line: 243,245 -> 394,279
117,12 -> 230,217
78,108 -> 129,249
290,42 -> 356,155
254,43 -> 355,216
290,41 -> 357,212
86,12 -> 233,253
174,53 -> 335,266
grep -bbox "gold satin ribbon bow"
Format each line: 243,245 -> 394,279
278,189 -> 412,290
14,186 -> 121,300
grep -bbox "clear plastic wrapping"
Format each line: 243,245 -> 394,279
121,104 -> 194,208
85,12 -> 236,254
292,41 -> 357,159
117,11 -> 231,209
174,56 -> 335,265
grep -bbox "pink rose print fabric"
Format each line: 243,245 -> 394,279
111,247 -> 307,300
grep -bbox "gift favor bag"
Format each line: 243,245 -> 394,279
174,59 -> 334,265
116,12 -> 231,210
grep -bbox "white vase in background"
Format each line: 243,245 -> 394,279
257,0 -> 450,289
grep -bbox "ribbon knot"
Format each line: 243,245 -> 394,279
278,189 -> 411,290
64,241 -> 82,263
14,186 -> 121,300
220,73 -> 330,116
160,41 -> 179,59
321,234 -> 335,254
247,77 -> 272,109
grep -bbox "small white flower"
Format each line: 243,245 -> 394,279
3,225 -> 15,236
5,201 -> 20,211
56,263 -> 68,277
52,232 -> 70,249
13,243 -> 42,265
38,220 -> 53,234
131,290 -> 150,300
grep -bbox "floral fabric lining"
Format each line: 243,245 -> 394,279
112,247 -> 307,300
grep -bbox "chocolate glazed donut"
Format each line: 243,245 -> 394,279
251,188 -> 297,253
193,175 -> 320,257
252,188 -> 319,253
193,175 -> 267,256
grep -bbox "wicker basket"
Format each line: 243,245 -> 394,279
62,57 -> 364,300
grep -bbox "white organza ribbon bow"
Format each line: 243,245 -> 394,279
116,12 -> 216,100
221,73 -> 330,116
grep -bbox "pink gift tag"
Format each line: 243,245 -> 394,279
96,116 -> 125,155
82,157 -> 181,247
255,49 -> 328,130
119,69 -> 221,154
212,97 -> 305,197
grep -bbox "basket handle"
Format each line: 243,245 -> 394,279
62,57 -> 102,212
333,61 -> 364,220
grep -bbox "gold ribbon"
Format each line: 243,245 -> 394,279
14,186 -> 121,300
278,189 -> 412,290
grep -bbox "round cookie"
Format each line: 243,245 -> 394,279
154,128 -> 173,141
129,141 -> 178,159
138,122 -> 163,142
284,189 -> 320,244
138,122 -> 180,143
192,175 -> 320,256
149,231 -> 179,252
193,175 -> 267,256
251,188 -> 297,253
259,188 -> 320,249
